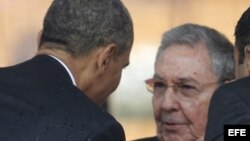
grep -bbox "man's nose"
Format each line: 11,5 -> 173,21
160,87 -> 179,112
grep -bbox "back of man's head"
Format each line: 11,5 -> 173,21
235,7 -> 250,64
39,0 -> 133,57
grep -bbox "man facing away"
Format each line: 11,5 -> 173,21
205,7 -> 250,141
135,23 -> 235,141
0,0 -> 133,141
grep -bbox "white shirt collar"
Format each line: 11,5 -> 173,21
49,55 -> 77,86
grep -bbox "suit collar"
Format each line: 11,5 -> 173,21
31,55 -> 74,87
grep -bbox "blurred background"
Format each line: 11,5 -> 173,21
0,0 -> 249,140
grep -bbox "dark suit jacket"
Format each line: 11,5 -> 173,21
133,136 -> 158,141
205,77 -> 250,141
0,55 -> 125,141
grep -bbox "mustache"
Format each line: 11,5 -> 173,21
160,112 -> 187,124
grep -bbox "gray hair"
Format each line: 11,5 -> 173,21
40,0 -> 133,57
156,23 -> 235,83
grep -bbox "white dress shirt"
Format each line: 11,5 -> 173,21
49,55 -> 76,86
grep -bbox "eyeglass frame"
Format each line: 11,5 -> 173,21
145,78 -> 219,97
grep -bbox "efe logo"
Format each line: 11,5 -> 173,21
228,129 -> 246,136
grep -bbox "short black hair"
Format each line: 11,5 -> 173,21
40,0 -> 133,57
235,7 -> 250,64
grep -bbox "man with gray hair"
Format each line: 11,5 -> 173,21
0,0 -> 133,141
136,23 -> 234,141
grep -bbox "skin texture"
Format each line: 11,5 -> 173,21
88,46 -> 131,104
37,43 -> 131,105
153,44 -> 218,141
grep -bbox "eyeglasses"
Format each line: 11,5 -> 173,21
145,78 -> 218,97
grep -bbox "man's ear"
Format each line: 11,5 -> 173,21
97,44 -> 117,72
244,45 -> 250,75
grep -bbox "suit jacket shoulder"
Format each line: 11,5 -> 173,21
205,77 -> 250,141
0,55 -> 125,141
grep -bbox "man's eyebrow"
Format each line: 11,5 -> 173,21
153,74 -> 164,80
153,74 -> 160,79
177,77 -> 199,84
153,74 -> 200,84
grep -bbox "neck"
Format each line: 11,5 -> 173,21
37,45 -> 100,103
37,46 -> 89,88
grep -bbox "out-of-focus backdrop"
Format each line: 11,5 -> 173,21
0,0 -> 249,140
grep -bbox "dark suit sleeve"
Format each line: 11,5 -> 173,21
205,81 -> 250,141
204,86 -> 226,141
88,121 -> 125,141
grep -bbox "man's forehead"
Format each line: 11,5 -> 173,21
156,44 -> 214,71
156,64 -> 218,84
157,44 -> 209,61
